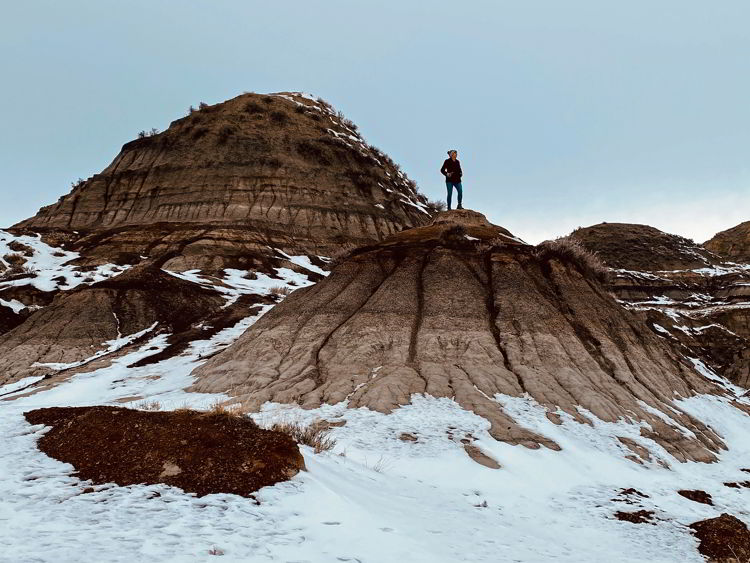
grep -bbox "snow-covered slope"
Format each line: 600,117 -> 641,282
3,221 -> 750,562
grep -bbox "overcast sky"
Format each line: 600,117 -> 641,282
1,1 -> 748,243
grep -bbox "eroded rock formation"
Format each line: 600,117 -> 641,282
572,223 -> 750,387
12,92 -> 433,272
705,221 -> 750,262
192,210 -> 727,461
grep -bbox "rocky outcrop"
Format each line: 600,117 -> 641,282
191,210 -> 727,462
570,223 -> 719,271
572,222 -> 750,388
13,92 -> 433,272
0,262 -> 227,386
705,221 -> 750,262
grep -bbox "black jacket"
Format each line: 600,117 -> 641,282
441,158 -> 462,183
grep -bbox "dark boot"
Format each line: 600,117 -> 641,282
457,204 -> 463,210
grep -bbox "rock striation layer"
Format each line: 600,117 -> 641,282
705,221 -> 750,262
13,92 -> 433,272
572,223 -> 750,387
192,210 -> 726,462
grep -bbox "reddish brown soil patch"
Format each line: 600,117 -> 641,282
614,510 -> 655,524
678,489 -> 714,506
24,406 -> 304,497
690,513 -> 750,562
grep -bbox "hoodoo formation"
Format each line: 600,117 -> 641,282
193,210 -> 728,462
572,223 -> 750,387
12,92 -> 433,272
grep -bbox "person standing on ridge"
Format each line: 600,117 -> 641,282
440,150 -> 463,210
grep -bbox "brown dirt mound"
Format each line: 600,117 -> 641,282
24,406 -> 305,497
678,489 -> 714,505
191,210 -> 728,462
570,222 -> 718,271
690,513 -> 750,562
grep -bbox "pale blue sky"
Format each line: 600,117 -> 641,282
1,1 -> 748,243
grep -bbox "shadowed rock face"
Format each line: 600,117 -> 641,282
573,222 -> 750,389
13,92 -> 432,271
192,210 -> 726,461
705,221 -> 750,262
571,222 -> 719,271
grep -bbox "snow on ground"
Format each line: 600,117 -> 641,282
3,311 -> 750,561
0,230 -> 128,294
3,245 -> 750,561
164,251 -> 324,307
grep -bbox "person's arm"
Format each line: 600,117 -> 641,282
456,161 -> 463,178
440,160 -> 448,176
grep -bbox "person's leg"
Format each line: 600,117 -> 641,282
455,182 -> 463,208
446,181 -> 453,210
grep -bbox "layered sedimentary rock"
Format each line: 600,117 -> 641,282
0,262 -> 229,387
572,223 -> 750,387
705,221 -> 750,262
192,210 -> 727,462
13,92 -> 433,272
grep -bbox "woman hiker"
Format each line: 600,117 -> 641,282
440,150 -> 463,210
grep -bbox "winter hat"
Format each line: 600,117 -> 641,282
447,149 -> 457,156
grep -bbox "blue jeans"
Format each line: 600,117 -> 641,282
446,181 -> 463,209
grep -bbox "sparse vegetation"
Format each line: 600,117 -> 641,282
427,199 -> 446,213
192,127 -> 209,140
535,237 -> 611,283
294,105 -> 306,114
199,102 -> 209,110
441,225 -> 468,245
134,400 -> 161,411
269,285 -> 292,297
3,253 -> 26,267
270,110 -> 288,124
8,241 -> 33,256
71,177 -> 86,189
262,96 -> 273,104
188,105 -> 196,114
137,128 -> 160,139
268,420 -> 336,453
244,101 -> 263,114
217,125 -> 235,145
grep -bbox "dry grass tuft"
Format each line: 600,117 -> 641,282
3,253 -> 26,266
133,399 -> 162,411
427,200 -> 446,213
535,237 -> 611,284
269,286 -> 292,297
7,241 -> 33,256
268,420 -> 336,453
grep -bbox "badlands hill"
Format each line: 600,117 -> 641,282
193,210 -> 727,463
12,92 -> 432,272
0,92 -> 433,387
571,222 -> 750,387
